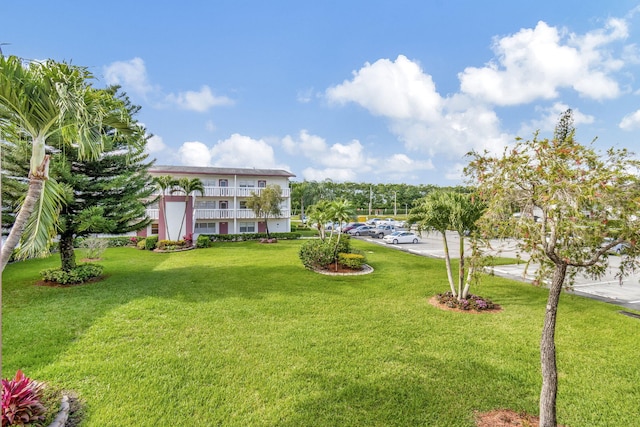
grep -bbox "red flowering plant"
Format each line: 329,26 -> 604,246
2,370 -> 46,426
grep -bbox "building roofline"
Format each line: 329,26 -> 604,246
149,165 -> 295,178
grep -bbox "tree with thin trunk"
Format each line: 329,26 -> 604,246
327,199 -> 356,271
153,175 -> 176,240
172,177 -> 204,241
408,190 -> 485,299
465,109 -> 640,427
307,200 -> 332,241
245,184 -> 284,239
0,56 -> 114,271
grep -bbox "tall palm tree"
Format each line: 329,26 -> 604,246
172,177 -> 204,241
153,175 -> 176,240
0,56 -> 111,270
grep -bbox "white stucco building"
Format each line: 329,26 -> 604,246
141,165 -> 295,240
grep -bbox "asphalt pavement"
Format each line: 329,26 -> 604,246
357,230 -> 640,311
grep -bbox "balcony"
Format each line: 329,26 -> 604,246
146,208 -> 290,220
151,186 -> 290,198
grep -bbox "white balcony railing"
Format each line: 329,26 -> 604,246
151,186 -> 290,198
147,208 -> 290,221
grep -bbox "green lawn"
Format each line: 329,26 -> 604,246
3,240 -> 639,426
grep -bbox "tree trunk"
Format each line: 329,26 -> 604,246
1,177 -> 45,271
265,217 -> 271,239
539,262 -> 567,427
458,235 -> 465,299
440,232 -> 457,296
59,231 -> 77,272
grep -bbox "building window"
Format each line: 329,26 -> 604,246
195,222 -> 216,234
195,201 -> 216,209
258,180 -> 266,188
202,179 -> 216,187
239,180 -> 255,188
151,223 -> 159,235
219,201 -> 228,209
219,179 -> 228,187
239,222 -> 255,233
239,201 -> 247,209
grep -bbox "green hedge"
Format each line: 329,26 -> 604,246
40,263 -> 104,285
197,232 -> 302,243
74,236 -> 138,248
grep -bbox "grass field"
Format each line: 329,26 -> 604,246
2,239 -> 639,426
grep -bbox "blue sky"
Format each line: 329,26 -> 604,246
4,1 -> 640,185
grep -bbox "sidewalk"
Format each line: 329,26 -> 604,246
360,231 -> 640,311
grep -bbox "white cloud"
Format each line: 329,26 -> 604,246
282,130 -> 327,156
459,19 -> 627,105
104,58 -> 232,113
619,110 -> 640,130
385,154 -> 434,173
178,141 -> 212,166
165,85 -> 233,112
297,88 -> 315,103
301,167 -> 357,182
210,134 -> 287,169
394,104 -> 512,157
146,134 -> 168,154
103,57 -> 153,96
326,55 -> 442,121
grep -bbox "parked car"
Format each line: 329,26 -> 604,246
348,225 -> 376,236
342,222 -> 366,234
383,231 -> 420,244
370,224 -> 396,238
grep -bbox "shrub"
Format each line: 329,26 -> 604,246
338,252 -> 366,270
196,235 -> 212,248
435,291 -> 496,311
80,237 -> 108,259
136,239 -> 147,250
157,239 -> 188,250
183,233 -> 193,247
1,370 -> 46,426
299,239 -> 335,269
40,264 -> 104,285
145,235 -> 158,250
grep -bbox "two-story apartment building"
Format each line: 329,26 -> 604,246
142,165 -> 295,240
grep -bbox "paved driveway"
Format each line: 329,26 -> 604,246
359,231 -> 640,311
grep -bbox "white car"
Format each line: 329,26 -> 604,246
383,231 -> 420,244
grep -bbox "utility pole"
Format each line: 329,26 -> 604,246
393,191 -> 397,216
368,186 -> 372,216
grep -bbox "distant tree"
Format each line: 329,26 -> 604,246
246,184 -> 284,239
408,190 -> 485,298
172,177 -> 204,241
465,109 -> 640,427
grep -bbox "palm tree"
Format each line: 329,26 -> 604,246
0,56 -> 112,270
327,200 -> 356,271
307,200 -> 332,241
153,175 -> 176,240
408,190 -> 485,299
172,177 -> 204,241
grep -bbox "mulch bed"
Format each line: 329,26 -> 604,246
34,275 -> 108,288
428,296 -> 503,314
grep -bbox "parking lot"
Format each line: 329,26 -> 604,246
356,230 -> 640,311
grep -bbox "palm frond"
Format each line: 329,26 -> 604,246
17,178 -> 71,260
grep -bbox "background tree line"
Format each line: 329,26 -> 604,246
290,180 -> 471,218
